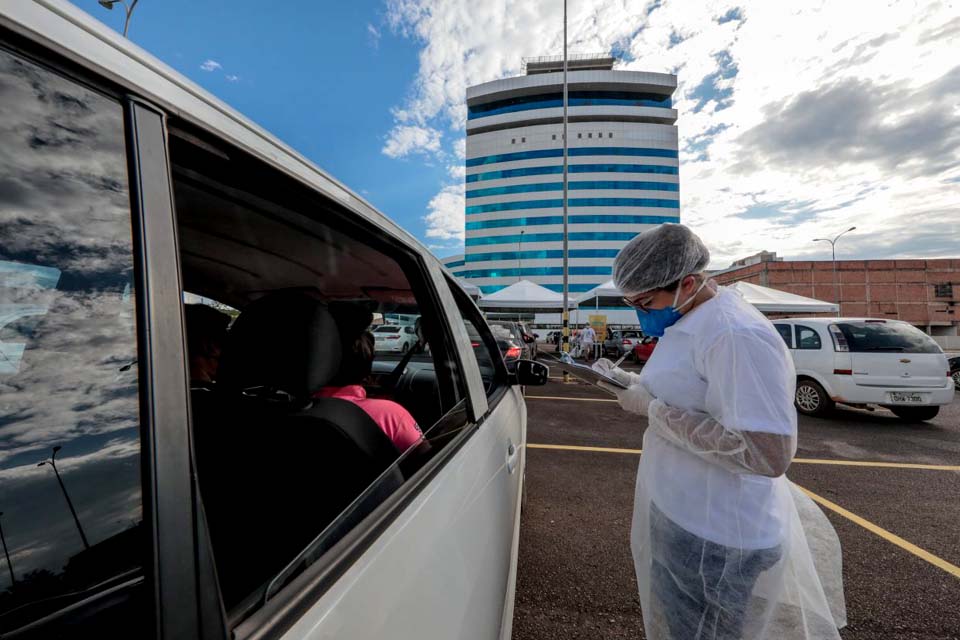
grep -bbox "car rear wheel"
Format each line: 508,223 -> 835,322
888,405 -> 940,422
795,379 -> 833,416
952,369 -> 960,390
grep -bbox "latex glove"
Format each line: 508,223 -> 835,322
598,381 -> 655,416
592,358 -> 642,387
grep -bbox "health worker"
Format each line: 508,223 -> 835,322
593,224 -> 846,640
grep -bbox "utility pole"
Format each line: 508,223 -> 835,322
561,0 -> 571,373
0,512 -> 14,588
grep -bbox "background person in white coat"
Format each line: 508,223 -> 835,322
593,224 -> 845,640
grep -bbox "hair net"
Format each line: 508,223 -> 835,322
612,223 -> 710,295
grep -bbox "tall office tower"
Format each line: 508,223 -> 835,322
458,55 -> 679,294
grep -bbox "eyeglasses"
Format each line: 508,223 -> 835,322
622,292 -> 656,312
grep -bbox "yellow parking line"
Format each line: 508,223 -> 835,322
793,458 -> 960,472
525,395 -> 618,403
526,443 -> 960,472
528,443 -> 644,455
798,485 -> 960,580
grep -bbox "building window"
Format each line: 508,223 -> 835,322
521,137 -> 526,143
934,283 -> 954,298
577,133 -> 582,139
608,133 -> 613,138
587,133 -> 592,138
511,138 -> 515,144
552,134 -> 557,140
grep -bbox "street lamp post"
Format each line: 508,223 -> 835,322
98,0 -> 139,37
561,0 -> 571,376
0,512 -> 14,588
38,446 -> 90,550
517,230 -> 525,282
813,226 -> 856,315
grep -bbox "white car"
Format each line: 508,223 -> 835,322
773,318 -> 955,421
0,3 -> 548,638
373,324 -> 418,353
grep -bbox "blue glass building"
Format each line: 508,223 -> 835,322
449,55 -> 679,295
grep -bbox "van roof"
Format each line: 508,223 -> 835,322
1,1 -> 441,269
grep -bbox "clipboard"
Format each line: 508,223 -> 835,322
550,354 -> 629,390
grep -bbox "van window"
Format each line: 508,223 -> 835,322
835,322 -> 941,354
795,326 -> 822,350
774,324 -> 794,348
167,122 -> 468,619
0,48 -> 146,635
450,283 -> 509,395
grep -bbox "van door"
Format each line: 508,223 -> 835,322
834,321 -> 948,389
792,324 -> 826,375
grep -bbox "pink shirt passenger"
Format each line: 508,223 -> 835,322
314,385 -> 423,452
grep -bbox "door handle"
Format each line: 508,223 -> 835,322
506,440 -> 519,474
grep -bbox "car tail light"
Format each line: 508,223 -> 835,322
833,369 -> 853,375
471,341 -> 480,348
828,324 -> 849,352
505,346 -> 521,359
622,339 -> 632,345
388,335 -> 400,339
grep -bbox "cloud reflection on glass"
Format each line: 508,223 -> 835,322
0,48 -> 143,629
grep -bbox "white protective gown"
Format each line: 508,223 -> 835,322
630,288 -> 846,640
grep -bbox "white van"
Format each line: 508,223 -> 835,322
772,318 -> 954,421
0,3 -> 547,639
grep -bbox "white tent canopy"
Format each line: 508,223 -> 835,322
458,281 -> 482,299
478,279 -> 577,310
575,279 -> 622,304
727,281 -> 839,313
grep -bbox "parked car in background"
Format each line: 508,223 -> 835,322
950,356 -> 960,390
546,330 -> 562,346
632,336 -> 658,364
373,324 -> 418,353
517,321 -> 539,359
490,321 -> 535,361
0,5 -> 549,638
603,329 -> 642,358
772,318 -> 955,421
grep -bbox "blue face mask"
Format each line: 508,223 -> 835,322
635,278 -> 707,338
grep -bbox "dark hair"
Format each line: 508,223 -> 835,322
184,304 -> 231,359
330,331 -> 374,386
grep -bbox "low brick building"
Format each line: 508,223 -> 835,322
713,259 -> 960,336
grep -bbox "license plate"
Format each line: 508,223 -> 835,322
889,392 -> 924,404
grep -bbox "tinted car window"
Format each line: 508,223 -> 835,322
0,48 -> 145,634
774,324 -> 793,348
836,322 -> 941,354
795,326 -> 822,350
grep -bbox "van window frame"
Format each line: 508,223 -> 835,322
162,118 -> 486,636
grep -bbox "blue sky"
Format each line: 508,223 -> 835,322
72,0 -> 452,251
72,0 -> 959,267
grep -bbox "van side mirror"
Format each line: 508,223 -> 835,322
510,359 -> 548,386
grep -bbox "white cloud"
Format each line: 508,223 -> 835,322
423,183 -> 465,240
368,23 -> 382,48
200,59 -> 222,72
382,124 -> 443,158
225,74 -> 240,82
386,0 -> 960,266
447,163 -> 466,180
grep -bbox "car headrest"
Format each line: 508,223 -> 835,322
218,291 -> 341,399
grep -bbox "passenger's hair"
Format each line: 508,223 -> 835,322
184,304 -> 231,359
327,303 -> 376,386
330,331 -> 375,386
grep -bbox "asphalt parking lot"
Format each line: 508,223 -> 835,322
512,347 -> 960,640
